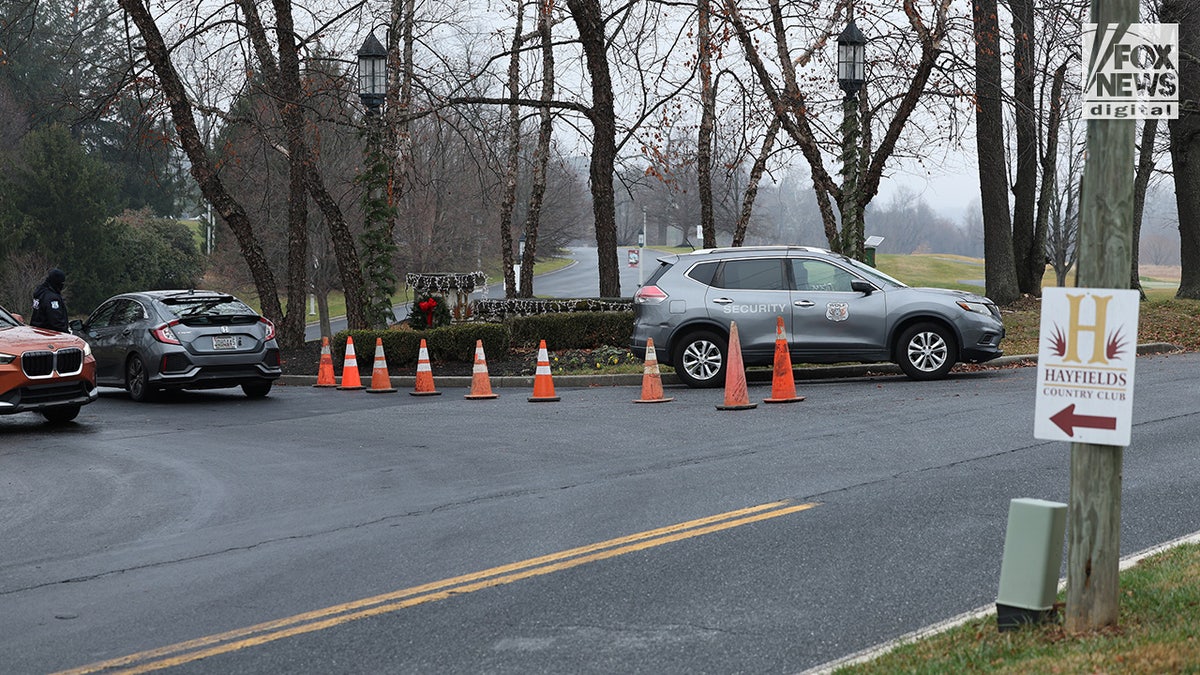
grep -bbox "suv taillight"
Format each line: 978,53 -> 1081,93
634,285 -> 668,305
259,317 -> 276,341
151,320 -> 181,345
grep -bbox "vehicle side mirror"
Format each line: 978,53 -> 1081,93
69,319 -> 84,334
851,280 -> 875,295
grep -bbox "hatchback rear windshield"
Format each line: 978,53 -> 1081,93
161,296 -> 258,320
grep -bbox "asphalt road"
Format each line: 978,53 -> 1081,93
2,352 -> 1198,674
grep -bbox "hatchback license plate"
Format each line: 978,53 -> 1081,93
213,335 -> 238,350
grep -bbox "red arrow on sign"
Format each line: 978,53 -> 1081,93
1050,404 -> 1118,435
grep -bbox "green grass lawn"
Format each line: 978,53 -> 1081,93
834,542 -> 1200,674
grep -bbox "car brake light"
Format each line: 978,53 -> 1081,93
151,320 -> 181,345
634,285 -> 668,305
260,317 -> 276,341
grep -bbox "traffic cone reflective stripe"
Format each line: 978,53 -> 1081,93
314,336 -> 336,387
465,340 -> 498,399
411,338 -> 441,396
716,321 -> 756,410
633,337 -> 672,403
365,338 -> 397,393
763,316 -> 804,404
528,340 -> 560,402
337,335 -> 365,390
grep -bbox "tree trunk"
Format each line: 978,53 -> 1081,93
567,0 -> 620,298
697,0 -> 716,248
731,116 -> 781,246
519,0 -> 556,297
1165,0 -> 1200,299
1131,118 -> 1159,299
1010,0 -> 1039,295
1033,63 -> 1066,298
265,0 -> 309,349
973,0 -> 1020,304
118,0 -> 284,326
499,3 -> 524,299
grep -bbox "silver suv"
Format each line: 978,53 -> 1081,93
630,246 -> 1005,388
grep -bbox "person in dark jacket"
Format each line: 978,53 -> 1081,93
30,268 -> 69,332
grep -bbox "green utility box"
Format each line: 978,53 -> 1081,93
996,498 -> 1067,631
864,236 -> 884,267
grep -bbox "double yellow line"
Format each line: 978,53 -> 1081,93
59,499 -> 817,674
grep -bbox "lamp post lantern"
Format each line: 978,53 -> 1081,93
837,19 -> 866,98
357,32 -> 387,114
837,17 -> 867,260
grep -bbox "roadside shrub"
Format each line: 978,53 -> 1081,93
333,322 -> 511,366
505,311 -> 634,349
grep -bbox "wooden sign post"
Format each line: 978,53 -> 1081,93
1068,0 -> 1138,633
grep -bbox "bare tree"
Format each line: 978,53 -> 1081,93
518,0 -> 558,297
722,0 -> 964,262
118,0 -> 285,332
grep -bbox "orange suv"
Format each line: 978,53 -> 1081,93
0,305 -> 98,423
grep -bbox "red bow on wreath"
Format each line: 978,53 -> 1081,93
418,298 -> 438,326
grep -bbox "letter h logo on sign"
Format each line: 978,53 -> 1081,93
1034,288 -> 1140,446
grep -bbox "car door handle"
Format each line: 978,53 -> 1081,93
794,300 -> 815,308
712,297 -> 734,305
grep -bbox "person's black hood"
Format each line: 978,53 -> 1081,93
46,268 -> 65,292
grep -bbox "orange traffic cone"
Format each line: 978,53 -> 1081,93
365,338 -> 397,393
314,336 -> 336,388
464,339 -> 499,400
716,321 -> 756,410
411,338 -> 441,396
337,335 -> 365,390
763,316 -> 804,404
528,340 -> 560,402
633,337 -> 673,403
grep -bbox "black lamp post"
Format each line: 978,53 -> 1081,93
357,32 -> 387,114
356,30 -> 395,328
837,18 -> 867,260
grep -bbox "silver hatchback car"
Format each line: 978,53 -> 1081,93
630,246 -> 1005,388
71,290 -> 281,401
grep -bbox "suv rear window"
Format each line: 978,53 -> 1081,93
685,261 -> 718,286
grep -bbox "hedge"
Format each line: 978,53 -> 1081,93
505,311 -> 634,349
333,322 -> 511,366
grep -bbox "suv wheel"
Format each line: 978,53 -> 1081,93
675,329 -> 727,388
126,354 -> 157,402
897,322 -> 958,380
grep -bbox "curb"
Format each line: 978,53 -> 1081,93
276,343 -> 1182,389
